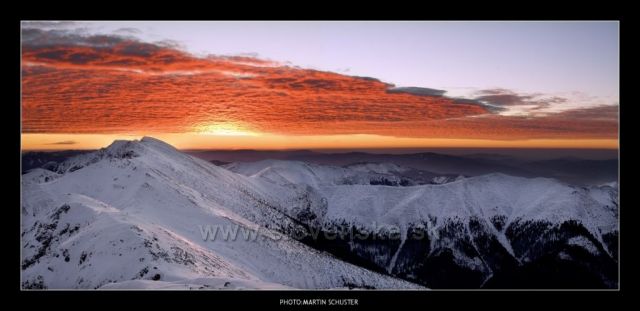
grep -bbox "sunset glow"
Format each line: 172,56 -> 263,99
193,122 -> 262,137
21,133 -> 618,151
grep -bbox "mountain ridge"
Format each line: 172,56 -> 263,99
21,137 -> 619,289
21,137 -> 421,289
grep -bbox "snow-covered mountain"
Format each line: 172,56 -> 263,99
227,159 -> 619,288
21,137 -> 420,289
224,159 -> 461,187
21,137 -> 619,289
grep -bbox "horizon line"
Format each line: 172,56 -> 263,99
21,146 -> 620,152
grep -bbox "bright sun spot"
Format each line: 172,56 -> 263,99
193,122 -> 261,136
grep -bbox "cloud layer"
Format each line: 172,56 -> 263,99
21,28 -> 618,141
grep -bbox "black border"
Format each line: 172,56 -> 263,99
6,12 -> 633,308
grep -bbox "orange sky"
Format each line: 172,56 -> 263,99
21,28 -> 618,150
21,133 -> 617,151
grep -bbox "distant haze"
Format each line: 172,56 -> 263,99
183,148 -> 618,161
302,148 -> 619,160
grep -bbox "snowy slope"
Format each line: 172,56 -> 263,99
99,277 -> 292,290
227,160 -> 617,235
227,159 -> 619,288
320,173 -> 617,232
22,137 -> 618,289
224,159 -> 405,188
21,137 -> 420,290
342,162 -> 408,174
225,159 -> 459,188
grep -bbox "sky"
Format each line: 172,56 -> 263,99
21,21 -> 619,150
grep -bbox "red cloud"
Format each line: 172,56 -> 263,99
21,30 -> 618,141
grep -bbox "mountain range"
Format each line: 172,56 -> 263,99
21,137 -> 618,289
